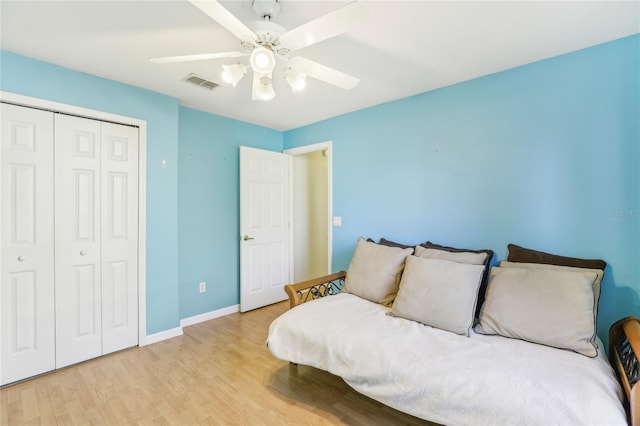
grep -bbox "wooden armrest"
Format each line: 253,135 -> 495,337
284,271 -> 347,309
609,316 -> 640,426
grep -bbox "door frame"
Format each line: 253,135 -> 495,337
284,141 -> 333,278
0,91 -> 149,346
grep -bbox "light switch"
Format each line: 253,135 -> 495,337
333,216 -> 342,227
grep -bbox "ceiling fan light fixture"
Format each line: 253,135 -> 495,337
255,75 -> 276,101
285,69 -> 307,92
250,46 -> 276,74
221,63 -> 247,87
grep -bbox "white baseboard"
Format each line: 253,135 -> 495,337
141,305 -> 240,346
142,326 -> 183,346
180,304 -> 240,327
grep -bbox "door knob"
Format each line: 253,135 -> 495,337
17,255 -> 25,262
243,235 -> 255,241
80,250 -> 86,256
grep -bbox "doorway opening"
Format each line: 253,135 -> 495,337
285,142 -> 332,283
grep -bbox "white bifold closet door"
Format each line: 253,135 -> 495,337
0,104 -> 56,384
99,121 -> 139,356
54,114 -> 139,368
1,102 -> 139,384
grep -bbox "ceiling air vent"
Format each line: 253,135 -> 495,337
184,74 -> 219,90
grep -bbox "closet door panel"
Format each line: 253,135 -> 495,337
54,114 -> 102,368
0,104 -> 55,385
101,122 -> 139,354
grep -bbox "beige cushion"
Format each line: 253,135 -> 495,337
344,238 -> 413,306
475,267 -> 598,357
418,242 -> 495,320
391,255 -> 485,336
414,245 -> 487,265
499,261 -> 604,321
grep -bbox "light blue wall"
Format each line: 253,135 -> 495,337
177,107 -> 282,319
284,34 -> 640,340
3,34 -> 638,342
0,50 -> 181,335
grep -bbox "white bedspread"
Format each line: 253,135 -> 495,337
267,293 -> 627,425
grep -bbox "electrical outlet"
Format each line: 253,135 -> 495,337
199,281 -> 206,293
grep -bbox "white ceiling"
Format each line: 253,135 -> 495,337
1,1 -> 638,131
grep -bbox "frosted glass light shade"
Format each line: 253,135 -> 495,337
250,47 -> 276,75
285,69 -> 307,92
222,63 -> 247,87
255,76 -> 276,101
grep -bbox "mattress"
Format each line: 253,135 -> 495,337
267,293 -> 627,425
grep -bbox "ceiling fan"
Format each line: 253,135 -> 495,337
150,0 -> 368,101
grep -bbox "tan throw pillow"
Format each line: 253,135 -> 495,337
344,238 -> 413,306
391,255 -> 485,336
499,261 -> 604,322
418,242 -> 494,320
414,245 -> 488,265
475,267 -> 599,357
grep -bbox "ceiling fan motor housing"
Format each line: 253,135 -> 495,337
247,20 -> 287,54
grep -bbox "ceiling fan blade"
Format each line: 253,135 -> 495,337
188,0 -> 257,47
279,2 -> 368,51
289,56 -> 359,90
149,52 -> 247,64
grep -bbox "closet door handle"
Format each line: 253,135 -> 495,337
17,255 -> 25,262
243,235 -> 255,241
80,250 -> 87,256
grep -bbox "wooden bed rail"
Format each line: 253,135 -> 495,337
610,316 -> 640,426
284,271 -> 347,309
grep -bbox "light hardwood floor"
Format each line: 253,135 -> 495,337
1,301 -> 436,425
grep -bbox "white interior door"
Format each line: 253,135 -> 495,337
0,103 -> 55,385
54,114 -> 103,368
240,146 -> 290,312
101,122 -> 139,355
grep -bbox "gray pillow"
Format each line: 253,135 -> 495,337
391,255 -> 485,336
414,245 -> 488,265
475,267 -> 599,357
344,238 -> 413,306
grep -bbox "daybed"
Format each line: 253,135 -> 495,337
267,239 -> 639,425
